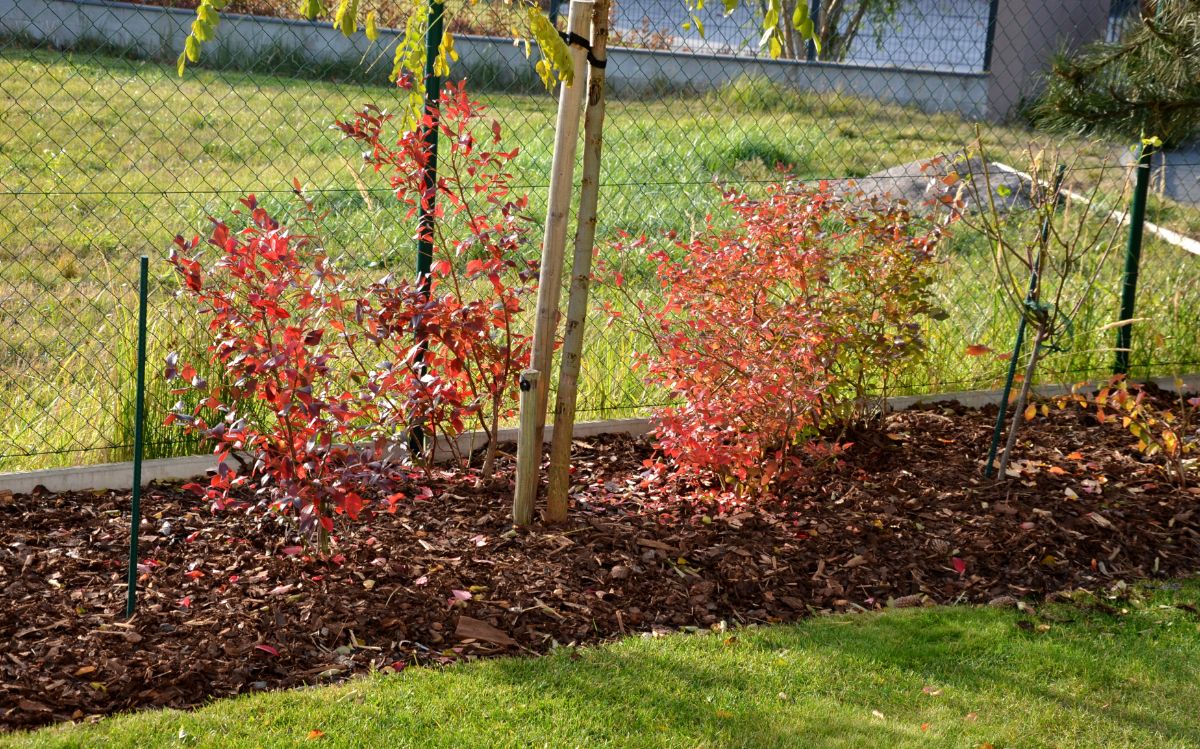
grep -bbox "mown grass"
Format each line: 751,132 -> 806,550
5,579 -> 1200,748
1,45 -> 1198,470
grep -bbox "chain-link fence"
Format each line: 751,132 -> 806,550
1,0 -> 1198,472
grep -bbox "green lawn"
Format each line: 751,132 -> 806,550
1,45 -> 1199,470
6,580 -> 1200,748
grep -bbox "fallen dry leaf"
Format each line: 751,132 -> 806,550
454,616 -> 517,647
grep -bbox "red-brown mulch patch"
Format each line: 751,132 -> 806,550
1,400 -> 1198,730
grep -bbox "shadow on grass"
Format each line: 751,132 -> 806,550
474,601 -> 1200,747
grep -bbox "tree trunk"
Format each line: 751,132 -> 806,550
482,409 -> 499,480
997,325 -> 1047,478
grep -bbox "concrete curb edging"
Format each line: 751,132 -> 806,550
3,376 -> 1196,495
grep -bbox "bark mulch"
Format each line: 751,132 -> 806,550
2,399 -> 1198,730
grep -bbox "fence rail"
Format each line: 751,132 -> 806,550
1,0 -> 1198,472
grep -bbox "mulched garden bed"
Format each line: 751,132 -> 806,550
2,398 -> 1198,731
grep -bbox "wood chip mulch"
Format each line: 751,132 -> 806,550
2,399 -> 1198,730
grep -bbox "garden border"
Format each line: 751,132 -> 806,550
3,375 -> 1196,495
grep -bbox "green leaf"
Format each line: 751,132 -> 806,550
791,2 -> 808,30
528,8 -> 573,87
299,0 -> 323,21
333,0 -> 359,36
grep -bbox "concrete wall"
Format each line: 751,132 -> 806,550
986,0 -> 1112,119
0,0 -> 991,117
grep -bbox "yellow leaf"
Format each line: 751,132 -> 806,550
1164,430 -> 1179,455
365,11 -> 378,41
1024,404 -> 1036,421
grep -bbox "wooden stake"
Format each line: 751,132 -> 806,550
515,0 -> 591,521
513,369 -> 540,525
528,0 -> 592,438
546,0 -> 610,524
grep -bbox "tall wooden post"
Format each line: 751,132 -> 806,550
513,0 -> 592,522
546,0 -> 610,524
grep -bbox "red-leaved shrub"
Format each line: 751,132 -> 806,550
335,82 -> 534,476
167,82 -> 533,545
167,196 -> 380,545
597,183 -> 952,494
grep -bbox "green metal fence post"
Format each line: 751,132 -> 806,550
124,255 -> 149,619
409,0 -> 445,455
806,0 -> 820,60
1114,143 -> 1152,375
984,164 -> 1065,478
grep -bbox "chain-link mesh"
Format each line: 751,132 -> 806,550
1,0 -> 1197,471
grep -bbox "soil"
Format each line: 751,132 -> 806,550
2,398 -> 1198,731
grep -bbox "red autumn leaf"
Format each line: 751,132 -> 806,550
952,557 -> 967,575
255,644 -> 280,657
965,344 -> 992,356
